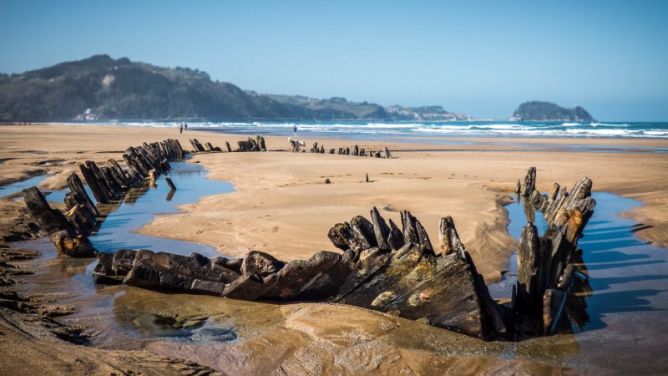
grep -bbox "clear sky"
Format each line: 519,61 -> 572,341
1,0 -> 667,121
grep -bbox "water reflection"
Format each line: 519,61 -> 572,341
0,174 -> 48,198
488,197 -> 548,299
13,160 -> 236,343
578,193 -> 668,333
482,191 -> 668,371
45,184 -> 96,205
41,162 -> 233,256
492,192 -> 668,335
88,162 -> 233,257
11,183 -> 668,372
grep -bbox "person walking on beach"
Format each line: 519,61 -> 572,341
184,123 -> 188,130
179,123 -> 183,134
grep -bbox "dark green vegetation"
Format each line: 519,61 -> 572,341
512,101 -> 595,122
0,55 -> 460,122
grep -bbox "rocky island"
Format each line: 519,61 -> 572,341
511,101 -> 595,122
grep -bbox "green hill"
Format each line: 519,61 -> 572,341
0,55 -> 400,122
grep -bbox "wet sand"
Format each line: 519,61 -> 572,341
1,124 -> 667,283
8,194 -> 668,375
2,123 -> 668,374
5,240 -> 570,375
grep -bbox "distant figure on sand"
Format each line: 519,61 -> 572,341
179,123 -> 183,134
185,123 -> 188,130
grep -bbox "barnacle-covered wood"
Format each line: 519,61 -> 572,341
93,208 -> 508,339
512,167 -> 595,336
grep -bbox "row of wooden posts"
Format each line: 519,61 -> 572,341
512,167 -> 595,336
299,141 -> 392,159
22,134 -> 267,258
22,139 -> 186,257
189,136 -> 267,154
90,167 -> 598,340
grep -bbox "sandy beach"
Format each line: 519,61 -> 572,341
2,123 -> 668,374
1,124 -> 667,281
3,1 -> 668,373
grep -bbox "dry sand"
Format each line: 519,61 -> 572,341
1,124 -> 667,283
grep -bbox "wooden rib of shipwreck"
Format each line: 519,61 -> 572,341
189,136 -> 266,154
22,138 -> 186,257
22,156 -> 596,340
513,167 -> 595,336
22,186 -> 96,258
90,167 -> 597,340
290,139 -> 392,159
92,207 -> 506,338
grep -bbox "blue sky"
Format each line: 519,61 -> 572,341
1,0 -> 667,120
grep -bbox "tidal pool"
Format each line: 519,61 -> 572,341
488,198 -> 548,299
14,160 -> 236,343
88,161 -> 233,256
488,192 -> 668,372
45,184 -> 95,205
43,161 -> 233,256
1,173 -> 96,204
11,177 -> 668,372
0,174 -> 48,198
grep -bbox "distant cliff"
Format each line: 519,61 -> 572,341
263,94 -> 389,120
385,105 -> 468,121
0,55 -> 463,122
511,101 -> 595,122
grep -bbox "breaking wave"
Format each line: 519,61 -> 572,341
84,120 -> 668,139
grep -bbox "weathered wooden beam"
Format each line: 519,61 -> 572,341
67,173 -> 99,216
79,162 -> 110,204
522,166 -> 537,197
191,139 -> 205,152
165,177 -> 176,191
510,168 -> 596,338
384,147 -> 392,159
22,187 -> 95,257
438,216 -> 465,257
23,187 -> 74,235
370,207 -> 390,252
63,195 -> 96,235
514,223 -> 543,319
257,135 -> 267,151
387,218 -> 405,251
93,208 -> 507,339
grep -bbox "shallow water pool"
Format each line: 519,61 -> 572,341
10,175 -> 668,372
88,161 -> 233,256
488,191 -> 668,371
13,160 -> 236,343
0,174 -> 48,198
488,197 -> 549,299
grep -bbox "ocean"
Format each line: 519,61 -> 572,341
93,120 -> 668,141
